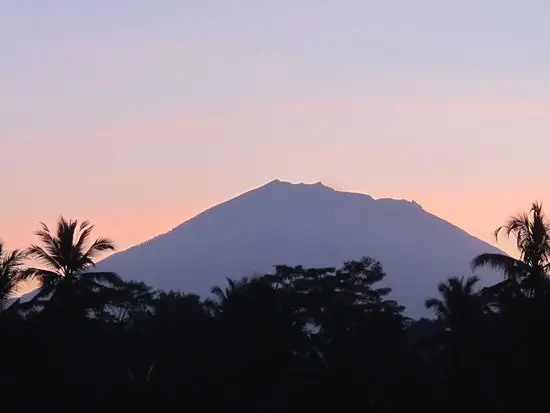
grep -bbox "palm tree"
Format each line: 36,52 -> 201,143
425,276 -> 484,331
0,241 -> 26,311
23,217 -> 122,314
472,202 -> 550,298
206,276 -> 250,313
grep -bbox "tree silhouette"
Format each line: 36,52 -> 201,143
425,276 -> 485,331
472,202 -> 550,298
5,205 -> 550,410
206,276 -> 251,314
100,280 -> 155,324
22,217 -> 122,317
424,275 -> 498,412
0,241 -> 26,312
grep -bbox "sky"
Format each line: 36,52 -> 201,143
2,0 -> 550,284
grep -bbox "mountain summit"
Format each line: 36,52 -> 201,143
96,180 -> 501,317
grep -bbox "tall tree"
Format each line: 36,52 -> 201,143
209,276 -> 303,374
99,281 -> 155,324
265,257 -> 404,332
23,217 -> 122,315
425,276 -> 485,331
472,202 -> 550,298
0,241 -> 26,312
207,276 -> 250,314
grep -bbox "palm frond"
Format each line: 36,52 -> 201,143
26,245 -> 62,274
480,280 -> 509,298
23,217 -> 119,316
471,253 -> 527,280
81,237 -> 115,266
23,268 -> 62,287
27,216 -> 117,278
1,249 -> 27,279
494,202 -> 550,268
210,286 -> 227,304
425,275 -> 484,329
74,222 -> 95,255
82,271 -> 123,287
425,297 -> 448,319
33,223 -> 64,264
0,242 -> 27,307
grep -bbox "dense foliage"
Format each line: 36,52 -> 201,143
2,203 -> 550,411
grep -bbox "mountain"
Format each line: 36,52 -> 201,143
95,179 -> 503,317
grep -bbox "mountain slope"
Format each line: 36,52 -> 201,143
96,179 -> 503,317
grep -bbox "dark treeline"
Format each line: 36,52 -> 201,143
1,203 -> 550,411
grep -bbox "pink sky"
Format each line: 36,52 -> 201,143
4,97 -> 549,256
3,1 -> 550,295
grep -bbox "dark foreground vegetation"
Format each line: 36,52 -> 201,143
1,203 -> 550,411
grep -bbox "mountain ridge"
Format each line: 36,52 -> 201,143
93,179 -> 503,317
110,179 -> 432,257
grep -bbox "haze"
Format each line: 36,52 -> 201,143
2,0 -> 549,267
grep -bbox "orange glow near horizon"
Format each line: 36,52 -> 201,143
7,180 -> 547,296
